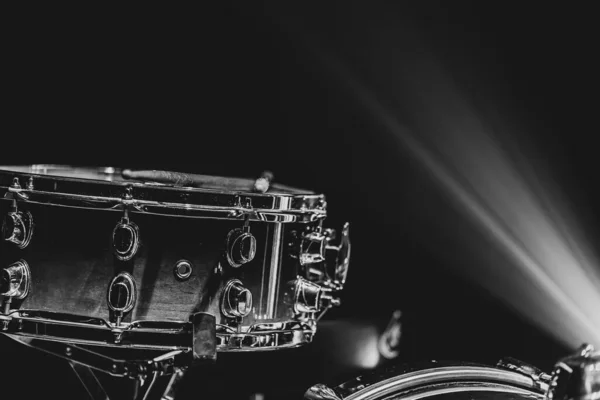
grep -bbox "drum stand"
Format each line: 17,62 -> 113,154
2,312 -> 217,400
68,361 -> 185,400
8,335 -> 191,400
68,361 -> 184,400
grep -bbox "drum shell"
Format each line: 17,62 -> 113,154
0,200 -> 305,327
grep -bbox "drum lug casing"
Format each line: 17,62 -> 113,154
295,222 -> 351,292
0,260 -> 32,301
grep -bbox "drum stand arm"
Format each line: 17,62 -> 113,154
69,361 -> 185,400
1,311 -> 217,399
6,335 -> 189,400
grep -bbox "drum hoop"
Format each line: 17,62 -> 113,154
0,310 -> 315,352
337,364 -> 547,400
390,382 -> 542,400
0,168 -> 327,223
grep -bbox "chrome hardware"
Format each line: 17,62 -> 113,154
1,310 -> 315,352
266,222 -> 283,319
301,222 -> 351,291
173,260 -> 193,280
294,277 -> 341,314
1,166 -> 327,223
304,362 -> 552,400
6,334 -> 185,385
2,208 -> 34,249
112,213 -> 140,262
221,279 -> 253,318
5,177 -> 29,201
546,343 -> 600,400
299,228 -> 327,266
107,272 -> 137,326
304,384 -> 343,400
294,277 -> 322,313
225,218 -> 256,268
320,290 -> 341,308
497,357 -> 552,392
0,260 -> 31,300
216,321 -> 316,351
324,222 -> 351,290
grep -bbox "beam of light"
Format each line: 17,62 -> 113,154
268,11 -> 600,350
329,50 -> 600,349
336,55 -> 600,349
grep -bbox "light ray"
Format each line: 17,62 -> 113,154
286,23 -> 600,349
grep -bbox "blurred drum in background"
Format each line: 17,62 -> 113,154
304,344 -> 600,400
309,310 -> 403,382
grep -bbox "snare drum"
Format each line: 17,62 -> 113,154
0,165 -> 350,363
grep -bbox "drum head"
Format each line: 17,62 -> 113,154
0,165 -> 325,222
0,165 -> 311,194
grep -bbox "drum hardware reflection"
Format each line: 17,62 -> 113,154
378,310 -> 402,361
305,343 -> 600,400
0,165 -> 351,399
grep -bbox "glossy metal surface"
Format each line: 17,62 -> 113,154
2,210 -> 34,249
294,277 -> 322,314
304,362 -> 548,400
265,222 -> 283,320
300,229 -> 328,266
301,222 -> 352,292
225,226 -> 257,268
0,205 -> 321,351
221,279 -> 253,318
215,320 -> 315,351
547,344 -> 600,400
0,165 -> 326,223
0,260 -> 31,299
112,217 -> 141,262
107,272 -> 137,315
328,222 -> 351,290
5,333 -> 186,379
0,310 -> 314,352
173,260 -> 193,280
0,166 -> 348,353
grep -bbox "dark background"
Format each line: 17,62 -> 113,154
3,2 -> 599,399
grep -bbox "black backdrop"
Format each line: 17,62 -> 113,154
2,2 -> 599,399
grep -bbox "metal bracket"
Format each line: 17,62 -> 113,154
5,333 -> 190,400
69,362 -> 111,400
2,313 -> 218,374
5,177 -> 30,201
497,357 -> 551,392
5,334 -> 185,378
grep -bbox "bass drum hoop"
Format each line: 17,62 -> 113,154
307,363 -> 547,400
0,165 -> 326,223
